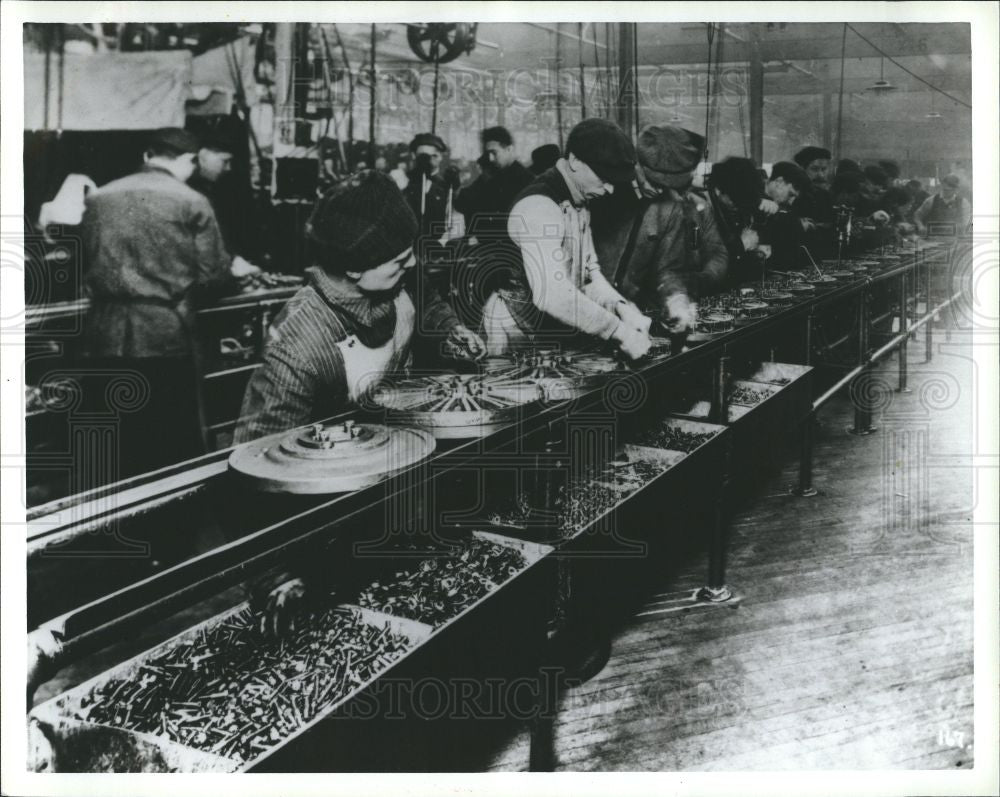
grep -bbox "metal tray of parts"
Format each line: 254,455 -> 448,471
28,601 -> 431,773
29,530 -> 552,773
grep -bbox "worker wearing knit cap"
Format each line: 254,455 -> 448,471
235,171 -> 485,636
481,118 -> 653,358
235,170 -> 483,446
592,124 -> 728,336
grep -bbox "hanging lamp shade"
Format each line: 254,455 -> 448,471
866,56 -> 897,92
925,92 -> 943,119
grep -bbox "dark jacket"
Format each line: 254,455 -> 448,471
403,171 -> 451,255
707,188 -> 764,285
454,161 -> 533,239
592,188 -> 729,306
81,165 -> 233,358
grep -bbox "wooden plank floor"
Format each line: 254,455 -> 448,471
486,328 -> 976,771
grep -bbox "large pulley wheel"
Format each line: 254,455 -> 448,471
228,421 -> 436,494
406,23 -> 478,64
370,373 -> 542,439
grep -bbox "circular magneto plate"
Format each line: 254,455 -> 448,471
370,373 -> 543,439
228,421 -> 436,494
740,300 -> 771,318
480,347 -> 626,400
762,291 -> 794,307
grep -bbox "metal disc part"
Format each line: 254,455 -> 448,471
480,347 -> 627,401
228,421 -> 436,494
370,373 -> 543,439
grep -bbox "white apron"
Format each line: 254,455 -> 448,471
335,291 -> 416,403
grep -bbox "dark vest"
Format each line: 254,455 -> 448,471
924,194 -> 967,235
498,167 -> 581,338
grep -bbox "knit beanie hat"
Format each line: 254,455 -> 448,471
708,156 -> 764,210
530,143 -> 561,174
306,170 -> 418,273
636,124 -> 705,189
565,118 -> 636,183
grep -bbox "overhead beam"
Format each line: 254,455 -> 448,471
482,33 -> 970,70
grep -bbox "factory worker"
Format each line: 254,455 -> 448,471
234,170 -> 484,445
480,118 -> 653,358
80,127 -> 256,480
592,124 -> 728,336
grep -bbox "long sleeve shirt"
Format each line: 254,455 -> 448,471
502,161 -> 625,340
81,165 -> 234,358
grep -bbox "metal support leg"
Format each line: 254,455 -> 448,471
850,291 -> 877,435
528,646 -> 558,771
924,249 -> 934,362
898,271 -> 911,393
792,413 -> 818,497
696,434 -> 735,603
709,352 -> 730,426
696,497 -> 733,602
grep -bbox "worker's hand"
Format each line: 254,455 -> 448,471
442,165 -> 462,192
612,322 -> 652,360
740,228 -> 760,251
870,210 -> 891,225
614,300 -> 652,335
758,198 -> 780,216
758,244 -> 773,260
662,293 -> 698,334
27,629 -> 63,707
231,255 -> 261,278
445,324 -> 487,361
260,578 -> 307,638
634,164 -> 663,199
800,217 -> 817,233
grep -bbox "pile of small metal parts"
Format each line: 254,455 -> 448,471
74,606 -> 409,764
556,458 -> 670,536
630,425 -> 718,453
729,384 -> 773,406
356,537 -> 528,626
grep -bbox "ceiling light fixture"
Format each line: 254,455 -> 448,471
866,56 -> 897,93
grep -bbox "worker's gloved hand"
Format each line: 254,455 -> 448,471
662,293 -> 698,334
758,198 -> 780,216
870,210 -> 891,225
231,255 -> 261,278
612,322 -> 652,360
740,228 -> 760,251
445,323 -> 487,361
260,577 -> 307,638
614,300 -> 652,335
442,164 -> 462,192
